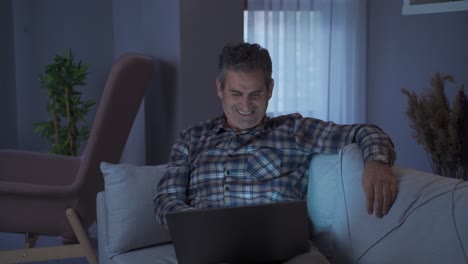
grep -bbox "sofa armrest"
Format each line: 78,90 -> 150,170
306,147 -> 347,262
307,143 -> 468,264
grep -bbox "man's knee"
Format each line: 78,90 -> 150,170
283,248 -> 330,264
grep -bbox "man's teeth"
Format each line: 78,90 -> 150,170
237,109 -> 254,115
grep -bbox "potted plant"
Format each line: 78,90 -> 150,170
401,73 -> 467,180
34,49 -> 95,156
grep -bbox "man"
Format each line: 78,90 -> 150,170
154,42 -> 397,263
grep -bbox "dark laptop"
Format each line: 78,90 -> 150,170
166,200 -> 310,264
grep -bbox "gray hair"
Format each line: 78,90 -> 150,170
217,42 -> 273,90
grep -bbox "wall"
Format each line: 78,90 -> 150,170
0,0 -> 17,149
140,0 -> 182,165
117,0 -> 243,164
113,0 -> 243,165
2,0 -> 243,165
111,0 -> 149,165
178,0 -> 243,129
11,0 -> 115,152
367,0 -> 468,173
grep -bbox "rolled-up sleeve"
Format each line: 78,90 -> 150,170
294,115 -> 396,165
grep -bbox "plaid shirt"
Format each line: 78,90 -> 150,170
154,113 -> 395,224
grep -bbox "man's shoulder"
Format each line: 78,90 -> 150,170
181,116 -> 222,138
266,113 -> 328,134
269,113 -> 302,121
267,113 -> 303,128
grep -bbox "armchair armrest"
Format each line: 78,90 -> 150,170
0,149 -> 81,197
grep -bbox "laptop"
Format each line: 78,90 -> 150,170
166,200 -> 310,264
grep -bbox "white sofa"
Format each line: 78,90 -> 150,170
96,144 -> 468,264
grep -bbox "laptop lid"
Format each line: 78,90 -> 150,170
166,200 -> 310,264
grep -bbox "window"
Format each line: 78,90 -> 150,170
244,7 -> 321,118
243,0 -> 367,124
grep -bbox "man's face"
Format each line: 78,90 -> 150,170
216,69 -> 273,131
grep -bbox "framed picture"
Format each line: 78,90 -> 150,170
402,0 -> 468,15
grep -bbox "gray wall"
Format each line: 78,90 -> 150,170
178,1 -> 242,129
0,0 -> 17,149
143,0 -> 244,164
367,0 -> 468,173
111,0 -> 149,165
1,0 -> 243,165
112,0 -> 243,164
141,0 -> 182,165
11,0 -> 115,152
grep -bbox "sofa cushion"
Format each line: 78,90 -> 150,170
100,162 -> 171,257
110,243 -> 177,264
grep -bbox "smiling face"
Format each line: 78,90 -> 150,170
216,69 -> 273,131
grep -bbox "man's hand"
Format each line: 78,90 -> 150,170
361,161 -> 398,218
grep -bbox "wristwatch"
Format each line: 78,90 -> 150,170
371,155 -> 391,166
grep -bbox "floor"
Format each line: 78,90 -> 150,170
0,223 -> 98,264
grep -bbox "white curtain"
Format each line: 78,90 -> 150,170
244,0 -> 367,124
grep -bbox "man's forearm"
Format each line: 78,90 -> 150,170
153,193 -> 192,225
355,124 -> 396,165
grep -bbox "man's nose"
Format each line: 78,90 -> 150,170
239,96 -> 252,108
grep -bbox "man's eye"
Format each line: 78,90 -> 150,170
231,93 -> 241,97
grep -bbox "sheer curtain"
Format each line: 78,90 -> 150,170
244,0 -> 367,124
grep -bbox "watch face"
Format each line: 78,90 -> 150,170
374,155 -> 389,165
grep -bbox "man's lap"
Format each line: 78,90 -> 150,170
283,243 -> 329,264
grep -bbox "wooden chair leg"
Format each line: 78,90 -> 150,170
24,232 -> 38,248
0,208 -> 98,264
65,208 -> 98,264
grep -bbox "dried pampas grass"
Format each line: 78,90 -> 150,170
402,73 -> 467,180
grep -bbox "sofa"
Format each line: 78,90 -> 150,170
96,143 -> 468,264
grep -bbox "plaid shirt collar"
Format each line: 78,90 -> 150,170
213,114 -> 273,135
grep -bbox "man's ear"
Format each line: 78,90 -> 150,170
268,79 -> 274,99
216,79 -> 223,99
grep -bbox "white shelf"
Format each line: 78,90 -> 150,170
402,0 -> 468,15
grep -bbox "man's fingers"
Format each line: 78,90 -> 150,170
362,161 -> 398,218
374,184 -> 383,218
382,185 -> 391,216
391,180 -> 398,204
364,183 -> 374,215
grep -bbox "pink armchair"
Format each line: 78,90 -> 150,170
0,53 -> 154,264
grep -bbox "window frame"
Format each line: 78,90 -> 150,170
402,0 -> 468,15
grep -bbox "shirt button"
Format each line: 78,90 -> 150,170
225,186 -> 230,191
225,170 -> 230,176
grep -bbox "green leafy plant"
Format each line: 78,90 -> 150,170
34,49 -> 95,156
401,73 -> 467,180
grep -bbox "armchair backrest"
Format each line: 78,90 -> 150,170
76,53 -> 154,228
